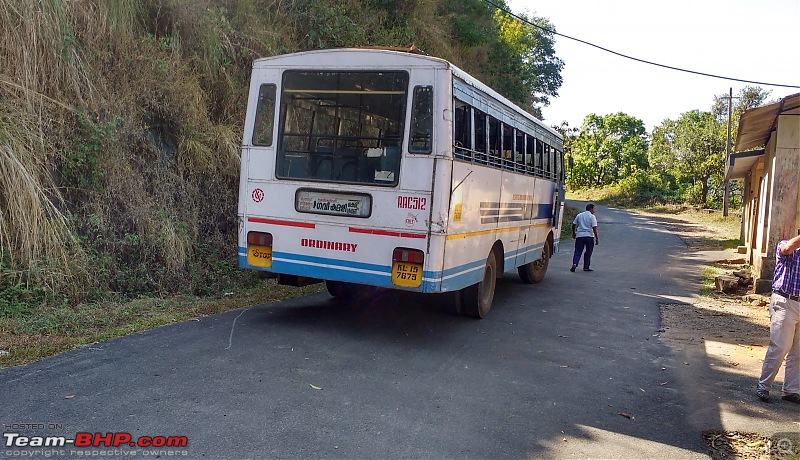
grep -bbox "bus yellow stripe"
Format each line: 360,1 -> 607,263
446,222 -> 552,240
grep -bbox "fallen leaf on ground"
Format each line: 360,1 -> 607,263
310,384 -> 322,390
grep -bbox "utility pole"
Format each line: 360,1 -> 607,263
723,87 -> 733,217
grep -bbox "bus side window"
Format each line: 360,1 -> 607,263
253,84 -> 276,146
409,86 -> 433,154
514,129 -> 524,172
525,134 -> 534,174
543,144 -> 551,178
502,123 -> 514,170
535,138 -> 544,177
556,149 -> 563,182
474,110 -> 487,164
488,116 -> 501,167
453,101 -> 471,160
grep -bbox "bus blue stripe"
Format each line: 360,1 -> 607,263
535,204 -> 554,219
238,251 -> 440,292
275,251 -> 391,274
441,258 -> 485,277
238,237 -> 560,293
240,247 -> 443,276
439,271 -> 481,291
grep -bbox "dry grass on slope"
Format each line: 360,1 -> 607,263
0,0 -> 250,298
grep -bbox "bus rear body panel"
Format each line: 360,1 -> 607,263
440,161 -> 558,292
237,49 -> 564,311
239,171 -> 440,292
238,50 -> 450,293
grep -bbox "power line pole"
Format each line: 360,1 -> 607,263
723,87 -> 733,217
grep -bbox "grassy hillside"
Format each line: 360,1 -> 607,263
0,0 -> 543,313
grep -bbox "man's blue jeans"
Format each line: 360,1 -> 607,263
572,236 -> 595,269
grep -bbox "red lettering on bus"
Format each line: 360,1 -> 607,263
301,239 -> 357,252
397,196 -> 427,210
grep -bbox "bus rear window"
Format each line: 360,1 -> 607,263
276,70 -> 408,186
253,84 -> 276,146
409,86 -> 433,154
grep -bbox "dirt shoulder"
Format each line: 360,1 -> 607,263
632,208 -> 798,459
633,208 -> 769,388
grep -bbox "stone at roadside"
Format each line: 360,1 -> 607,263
715,258 -> 746,265
732,270 -> 753,286
715,275 -> 740,294
742,294 -> 769,307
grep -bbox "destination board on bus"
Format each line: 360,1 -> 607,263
295,189 -> 372,218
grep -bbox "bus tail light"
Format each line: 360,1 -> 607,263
247,231 -> 273,268
248,231 -> 273,246
391,248 -> 423,288
393,248 -> 424,264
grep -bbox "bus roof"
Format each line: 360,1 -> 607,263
252,48 -> 562,142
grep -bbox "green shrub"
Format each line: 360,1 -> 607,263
680,182 -> 705,206
615,172 -> 681,207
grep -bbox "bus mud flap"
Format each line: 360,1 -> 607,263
278,274 -> 322,287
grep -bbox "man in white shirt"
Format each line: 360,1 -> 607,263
571,203 -> 599,272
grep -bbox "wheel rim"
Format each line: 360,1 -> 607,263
531,243 -> 550,282
534,248 -> 548,268
534,244 -> 550,271
478,254 -> 496,314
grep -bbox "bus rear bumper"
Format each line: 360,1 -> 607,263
238,247 -> 440,293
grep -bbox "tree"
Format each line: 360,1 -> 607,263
567,113 -> 649,188
650,110 -> 725,205
649,119 -> 678,173
711,86 -> 771,123
712,86 -> 771,203
488,6 -> 563,117
373,0 -> 565,119
553,120 -> 578,156
649,88 -> 770,207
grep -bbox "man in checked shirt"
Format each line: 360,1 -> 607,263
756,232 -> 800,403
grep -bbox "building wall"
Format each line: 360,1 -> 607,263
772,114 -> 800,242
740,158 -> 763,264
752,133 -> 774,288
745,114 -> 800,292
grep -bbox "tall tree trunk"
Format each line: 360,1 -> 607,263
701,178 -> 709,205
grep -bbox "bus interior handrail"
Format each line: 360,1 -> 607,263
454,146 -> 558,181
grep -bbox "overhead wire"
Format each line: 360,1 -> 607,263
483,0 -> 800,89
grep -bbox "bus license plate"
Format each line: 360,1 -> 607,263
247,245 -> 272,267
392,262 -> 422,288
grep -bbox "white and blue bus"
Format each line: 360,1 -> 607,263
238,48 -> 565,318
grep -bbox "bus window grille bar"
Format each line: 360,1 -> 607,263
453,146 -> 557,180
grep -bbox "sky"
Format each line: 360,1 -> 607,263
504,0 -> 800,132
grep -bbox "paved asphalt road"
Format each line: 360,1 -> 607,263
0,202 -> 780,459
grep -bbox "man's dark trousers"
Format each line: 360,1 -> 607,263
573,236 -> 595,269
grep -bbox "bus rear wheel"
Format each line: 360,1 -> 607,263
518,241 -> 550,284
325,280 -> 355,300
459,251 -> 497,319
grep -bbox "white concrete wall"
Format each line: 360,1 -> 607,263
750,114 -> 800,290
